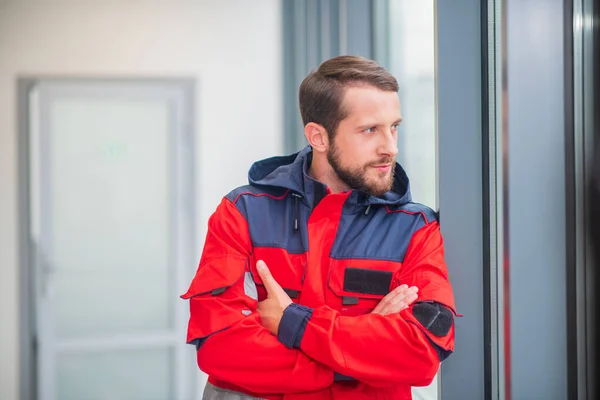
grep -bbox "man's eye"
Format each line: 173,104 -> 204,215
391,123 -> 400,132
364,127 -> 376,134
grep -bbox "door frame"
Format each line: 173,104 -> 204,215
17,77 -> 197,400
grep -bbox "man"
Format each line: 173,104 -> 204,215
182,56 -> 457,400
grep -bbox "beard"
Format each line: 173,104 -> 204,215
326,141 -> 395,196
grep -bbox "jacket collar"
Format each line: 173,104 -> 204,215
248,146 -> 412,209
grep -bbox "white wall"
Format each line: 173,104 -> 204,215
0,1 -> 283,399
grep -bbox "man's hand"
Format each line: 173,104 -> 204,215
256,260 -> 292,335
256,258 -> 417,333
371,284 -> 419,316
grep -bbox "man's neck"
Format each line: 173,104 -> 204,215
307,153 -> 349,194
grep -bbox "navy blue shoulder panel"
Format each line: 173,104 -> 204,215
396,202 -> 439,224
225,185 -> 275,207
225,186 -> 308,254
330,202 -> 436,262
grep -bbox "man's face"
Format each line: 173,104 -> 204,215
327,85 -> 401,196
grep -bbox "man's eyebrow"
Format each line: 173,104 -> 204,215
356,118 -> 403,129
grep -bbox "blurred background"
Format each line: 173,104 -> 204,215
0,0 -> 597,399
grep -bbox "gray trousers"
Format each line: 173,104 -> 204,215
203,382 -> 265,400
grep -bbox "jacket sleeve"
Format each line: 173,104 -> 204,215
276,221 -> 457,388
181,197 -> 334,394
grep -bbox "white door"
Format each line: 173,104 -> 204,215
28,80 -> 196,400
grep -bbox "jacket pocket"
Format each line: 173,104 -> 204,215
249,248 -> 306,302
180,255 -> 251,345
327,258 -> 402,316
181,254 -> 247,300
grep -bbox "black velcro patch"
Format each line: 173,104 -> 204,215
343,268 -> 392,295
413,301 -> 453,337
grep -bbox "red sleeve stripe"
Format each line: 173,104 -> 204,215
232,189 -> 291,205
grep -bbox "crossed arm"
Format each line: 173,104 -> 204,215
182,198 -> 454,394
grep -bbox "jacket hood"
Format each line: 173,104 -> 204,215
247,146 -> 412,207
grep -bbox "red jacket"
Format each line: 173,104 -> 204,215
182,147 -> 458,399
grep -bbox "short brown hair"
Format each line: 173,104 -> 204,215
299,55 -> 399,140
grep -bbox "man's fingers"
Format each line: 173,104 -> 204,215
256,260 -> 282,295
389,286 -> 418,309
373,285 -> 406,313
381,285 -> 418,308
256,260 -> 274,289
379,294 -> 416,315
372,285 -> 419,315
372,286 -> 398,314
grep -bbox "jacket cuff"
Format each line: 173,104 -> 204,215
277,303 -> 313,349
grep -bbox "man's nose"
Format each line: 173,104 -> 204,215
379,130 -> 398,158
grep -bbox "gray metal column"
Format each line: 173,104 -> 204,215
572,0 -> 599,398
506,0 -> 568,398
436,1 -> 486,399
588,2 -> 600,400
439,1 -> 575,398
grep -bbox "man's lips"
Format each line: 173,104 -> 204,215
372,164 -> 392,172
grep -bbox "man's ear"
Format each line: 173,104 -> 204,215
304,122 -> 329,153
